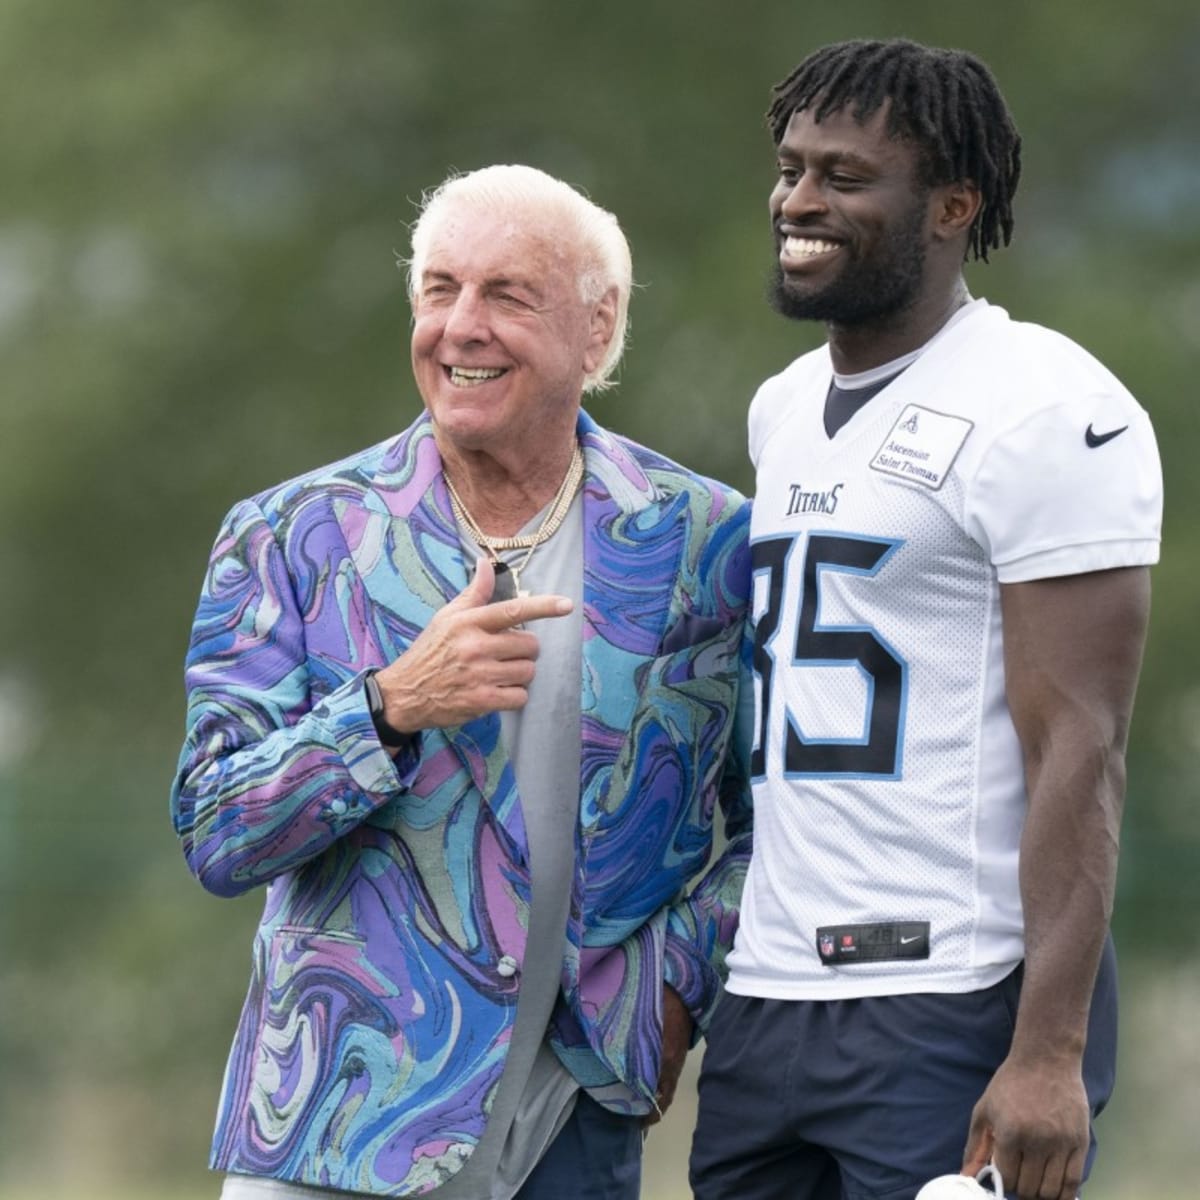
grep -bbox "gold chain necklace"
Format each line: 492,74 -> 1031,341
445,442 -> 584,596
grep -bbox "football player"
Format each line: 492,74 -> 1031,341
691,37 -> 1161,1200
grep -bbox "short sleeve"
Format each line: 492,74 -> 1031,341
964,398 -> 1162,583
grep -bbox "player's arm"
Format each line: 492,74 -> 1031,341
964,565 -> 1151,1200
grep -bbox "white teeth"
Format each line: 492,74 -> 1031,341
783,236 -> 839,258
448,366 -> 505,387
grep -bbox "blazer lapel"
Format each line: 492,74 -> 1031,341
340,416 -> 467,658
576,412 -> 687,830
333,411 -> 687,850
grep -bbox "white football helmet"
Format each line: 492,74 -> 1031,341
915,1164 -> 1004,1199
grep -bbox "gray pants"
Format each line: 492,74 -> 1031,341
221,1179 -> 359,1200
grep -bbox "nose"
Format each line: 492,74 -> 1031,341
442,287 -> 491,345
778,172 -> 829,221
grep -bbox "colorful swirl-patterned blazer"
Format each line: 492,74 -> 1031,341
171,409 -> 753,1196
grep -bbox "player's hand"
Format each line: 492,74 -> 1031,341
373,558 -> 573,731
962,1053 -> 1089,1200
644,985 -> 693,1129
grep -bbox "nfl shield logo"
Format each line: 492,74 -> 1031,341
819,934 -> 835,958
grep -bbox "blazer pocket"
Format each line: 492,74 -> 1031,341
249,927 -> 382,1116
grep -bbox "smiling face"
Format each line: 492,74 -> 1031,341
768,103 -> 936,328
410,204 -> 614,462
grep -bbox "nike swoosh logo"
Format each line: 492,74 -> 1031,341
1085,423 -> 1128,448
899,935 -> 922,945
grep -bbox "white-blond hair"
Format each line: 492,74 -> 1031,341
406,164 -> 632,394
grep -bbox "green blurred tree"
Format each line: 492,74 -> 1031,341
1,2 -> 1197,1195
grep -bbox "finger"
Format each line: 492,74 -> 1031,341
487,683 -> 532,712
1034,1146 -> 1084,1200
993,1148 -> 1021,1199
1036,1153 -> 1067,1200
962,1110 -> 993,1176
476,592 -> 573,632
1013,1150 -> 1047,1200
485,658 -> 538,690
446,556 -> 496,611
1059,1146 -> 1086,1200
488,630 -> 542,662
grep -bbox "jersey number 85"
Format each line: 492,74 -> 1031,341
751,533 -> 907,781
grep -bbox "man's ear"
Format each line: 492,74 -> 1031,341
583,286 -> 620,374
932,180 -> 983,243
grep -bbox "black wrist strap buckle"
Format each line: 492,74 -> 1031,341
363,669 -> 412,748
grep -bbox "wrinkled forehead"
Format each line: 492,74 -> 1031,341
419,201 -> 581,289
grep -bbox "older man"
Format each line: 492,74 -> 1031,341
171,164 -> 753,1200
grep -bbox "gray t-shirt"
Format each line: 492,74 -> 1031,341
432,494 -> 586,1198
224,492 -> 592,1200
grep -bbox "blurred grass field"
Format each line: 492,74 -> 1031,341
3,832 -> 1195,1198
0,1186 -> 1191,1199
1,1002 -> 1194,1200
0,1191 -> 1188,1200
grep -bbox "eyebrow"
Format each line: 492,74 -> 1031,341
777,146 -> 879,173
488,275 -> 544,299
421,269 -> 545,300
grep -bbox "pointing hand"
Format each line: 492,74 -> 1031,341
371,557 -> 574,732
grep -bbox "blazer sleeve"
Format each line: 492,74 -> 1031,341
169,497 -> 417,898
660,491 -> 755,1034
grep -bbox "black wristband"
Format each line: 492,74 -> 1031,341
363,669 -> 412,748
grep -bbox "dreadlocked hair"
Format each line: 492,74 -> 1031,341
767,38 -> 1022,262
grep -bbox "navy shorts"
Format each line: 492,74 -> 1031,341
690,940 -> 1118,1200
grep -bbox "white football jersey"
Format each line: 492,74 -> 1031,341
726,300 -> 1162,999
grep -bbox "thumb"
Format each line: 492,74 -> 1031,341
448,555 -> 495,610
962,1107 -> 994,1176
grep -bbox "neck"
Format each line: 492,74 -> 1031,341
827,279 -> 972,375
440,434 -> 580,538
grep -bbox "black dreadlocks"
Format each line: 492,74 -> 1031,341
767,38 -> 1022,262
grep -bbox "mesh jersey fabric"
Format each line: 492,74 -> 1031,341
727,299 -> 1162,1000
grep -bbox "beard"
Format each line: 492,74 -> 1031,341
768,196 -> 929,326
